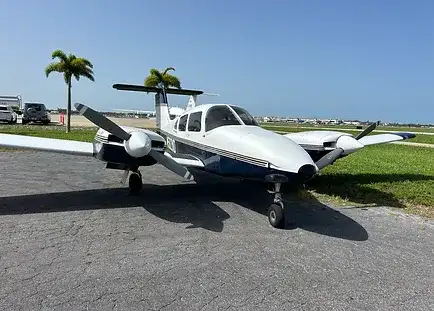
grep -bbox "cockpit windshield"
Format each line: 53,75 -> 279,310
205,105 -> 241,131
230,105 -> 259,126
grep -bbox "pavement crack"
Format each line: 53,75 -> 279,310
199,295 -> 218,310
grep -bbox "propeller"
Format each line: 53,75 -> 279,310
74,102 -> 194,181
315,121 -> 379,170
354,121 -> 380,140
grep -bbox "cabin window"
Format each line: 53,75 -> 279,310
188,112 -> 202,132
178,114 -> 188,131
174,119 -> 178,130
205,105 -> 241,132
230,105 -> 259,126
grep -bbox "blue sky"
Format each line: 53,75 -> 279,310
0,0 -> 433,124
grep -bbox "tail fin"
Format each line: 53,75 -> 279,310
186,95 -> 197,110
113,84 -> 204,128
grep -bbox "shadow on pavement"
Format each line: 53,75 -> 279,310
0,174 -> 369,241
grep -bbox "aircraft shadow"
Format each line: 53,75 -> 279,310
304,173 -> 434,208
0,169 -> 371,240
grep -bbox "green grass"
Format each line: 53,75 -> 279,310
1,125 -> 433,218
262,125 -> 434,145
0,125 -> 97,143
301,144 -> 434,218
261,122 -> 434,133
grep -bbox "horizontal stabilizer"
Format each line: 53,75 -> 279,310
0,134 -> 95,156
113,84 -> 204,96
358,132 -> 416,146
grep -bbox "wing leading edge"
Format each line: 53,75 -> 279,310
284,130 -> 416,152
0,134 -> 96,156
357,132 -> 416,146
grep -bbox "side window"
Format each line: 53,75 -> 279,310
174,119 -> 179,131
188,112 -> 202,132
205,106 -> 241,132
178,114 -> 188,131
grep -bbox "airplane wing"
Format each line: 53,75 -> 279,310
284,130 -> 416,152
0,134 -> 96,156
283,129 -> 416,170
357,133 -> 416,146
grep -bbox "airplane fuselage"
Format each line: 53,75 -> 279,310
93,104 -> 319,184
156,103 -> 319,183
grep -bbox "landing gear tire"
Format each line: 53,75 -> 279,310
266,179 -> 289,229
268,203 -> 285,228
128,171 -> 142,196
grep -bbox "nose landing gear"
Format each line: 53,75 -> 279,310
129,170 -> 143,195
121,167 -> 143,196
265,174 -> 288,229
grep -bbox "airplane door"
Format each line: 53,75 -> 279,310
185,111 -> 207,160
186,111 -> 203,140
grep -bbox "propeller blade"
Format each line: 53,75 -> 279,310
354,121 -> 379,140
149,150 -> 194,181
315,148 -> 344,170
74,103 -> 131,141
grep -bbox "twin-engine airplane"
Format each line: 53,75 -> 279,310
0,82 -> 416,228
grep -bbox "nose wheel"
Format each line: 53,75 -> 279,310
128,169 -> 143,196
267,182 -> 286,228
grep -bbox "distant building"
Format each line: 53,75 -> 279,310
0,95 -> 22,112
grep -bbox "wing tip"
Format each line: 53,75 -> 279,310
394,132 -> 416,140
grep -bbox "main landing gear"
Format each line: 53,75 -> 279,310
266,174 -> 288,229
123,168 -> 143,196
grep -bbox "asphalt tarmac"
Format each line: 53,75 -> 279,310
0,151 -> 432,311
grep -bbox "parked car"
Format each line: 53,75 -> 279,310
22,102 -> 51,125
0,105 -> 18,124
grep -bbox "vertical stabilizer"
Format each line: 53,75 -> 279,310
111,84 -> 206,129
186,95 -> 197,110
155,91 -> 170,129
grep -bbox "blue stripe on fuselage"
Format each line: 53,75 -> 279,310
158,131 -> 299,182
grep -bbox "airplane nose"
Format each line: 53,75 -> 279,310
297,164 -> 318,182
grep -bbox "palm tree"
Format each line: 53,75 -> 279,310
45,49 -> 95,133
144,67 -> 181,89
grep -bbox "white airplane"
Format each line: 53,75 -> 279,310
0,82 -> 416,228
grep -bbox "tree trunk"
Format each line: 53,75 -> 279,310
66,79 -> 71,133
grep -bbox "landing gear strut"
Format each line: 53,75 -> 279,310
265,174 -> 289,229
128,169 -> 142,196
267,182 -> 286,228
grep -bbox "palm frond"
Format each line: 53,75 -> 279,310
68,54 -> 77,62
51,50 -> 68,62
162,67 -> 176,75
45,62 -> 64,77
79,70 -> 95,82
75,57 -> 93,69
144,75 -> 160,87
70,58 -> 95,81
163,74 -> 181,89
149,68 -> 163,81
